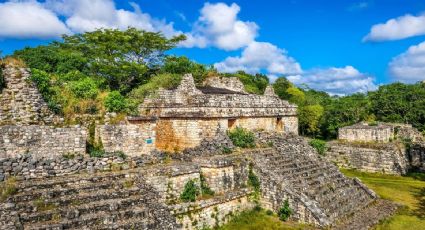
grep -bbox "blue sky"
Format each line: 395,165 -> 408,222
1,0 -> 425,95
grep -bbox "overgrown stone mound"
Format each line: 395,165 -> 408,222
250,133 -> 397,227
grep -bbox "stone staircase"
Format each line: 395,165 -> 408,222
251,133 -> 384,227
0,170 -> 178,230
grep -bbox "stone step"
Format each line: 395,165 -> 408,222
10,180 -> 122,203
15,187 -> 142,213
26,207 -> 151,230
17,171 -> 133,191
20,195 -> 151,224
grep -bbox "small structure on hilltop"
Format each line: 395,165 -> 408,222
135,74 -> 298,152
328,121 -> 425,174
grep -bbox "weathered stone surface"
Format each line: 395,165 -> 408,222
326,141 -> 409,174
0,125 -> 87,159
0,64 -> 59,125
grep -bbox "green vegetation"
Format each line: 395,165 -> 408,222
216,208 -> 313,230
228,127 -> 256,148
33,198 -> 57,211
248,163 -> 261,195
309,139 -> 327,156
0,177 -> 17,201
200,173 -> 215,197
278,199 -> 293,221
341,169 -> 425,230
180,179 -> 200,202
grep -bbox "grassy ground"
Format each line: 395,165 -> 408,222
216,208 -> 314,230
341,169 -> 425,230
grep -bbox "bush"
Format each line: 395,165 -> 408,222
228,127 -> 256,148
68,78 -> 99,99
200,173 -> 215,196
266,209 -> 274,216
0,67 -> 5,93
129,73 -> 182,103
89,149 -> 105,158
180,179 -> 200,202
0,177 -> 17,201
104,91 -> 128,113
278,199 -> 292,221
309,139 -> 327,156
30,69 -> 61,114
248,163 -> 260,193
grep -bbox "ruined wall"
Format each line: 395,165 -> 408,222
0,65 -> 57,125
96,122 -> 156,156
203,76 -> 247,93
410,143 -> 425,172
326,141 -> 409,174
155,118 -> 227,152
339,126 -> 393,143
0,125 -> 87,159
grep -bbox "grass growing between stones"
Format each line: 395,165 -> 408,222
215,208 -> 314,230
341,169 -> 425,230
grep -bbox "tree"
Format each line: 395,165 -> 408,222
273,77 -> 294,100
299,104 -> 324,136
59,28 -> 186,93
160,56 -> 208,85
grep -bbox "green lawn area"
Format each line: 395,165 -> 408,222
341,169 -> 425,230
216,208 -> 314,230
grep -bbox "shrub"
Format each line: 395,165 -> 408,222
266,209 -> 274,216
200,173 -> 215,197
221,146 -> 232,154
228,127 -> 256,148
309,139 -> 327,156
68,78 -> 99,99
30,69 -> 61,114
0,177 -> 17,201
89,149 -> 105,158
0,67 -> 5,93
129,73 -> 182,103
180,179 -> 200,202
248,163 -> 260,193
104,91 -> 127,113
278,199 -> 292,221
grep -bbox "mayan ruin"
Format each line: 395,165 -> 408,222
1,1 -> 425,229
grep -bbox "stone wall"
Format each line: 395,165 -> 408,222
96,122 -> 156,156
155,118 -> 227,152
203,76 -> 247,93
410,143 -> 425,172
339,123 -> 393,143
326,141 -> 409,174
0,64 -> 57,125
0,125 -> 87,159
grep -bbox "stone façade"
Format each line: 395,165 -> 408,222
123,74 -> 299,153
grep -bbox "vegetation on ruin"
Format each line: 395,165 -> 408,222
341,169 -> 425,230
278,199 -> 293,221
200,173 -> 215,197
309,139 -> 327,156
228,127 -> 256,148
180,179 -> 200,202
0,177 -> 17,201
215,207 -> 314,230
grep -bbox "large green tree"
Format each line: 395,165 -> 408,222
59,28 -> 185,93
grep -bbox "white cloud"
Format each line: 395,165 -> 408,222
389,41 -> 425,83
0,1 -> 70,39
363,13 -> 425,42
214,41 -> 302,75
287,66 -> 377,95
45,0 -> 181,38
182,2 -> 258,50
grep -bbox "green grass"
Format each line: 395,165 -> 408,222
341,169 -> 425,230
216,209 -> 314,230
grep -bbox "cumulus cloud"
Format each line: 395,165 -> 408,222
363,13 -> 425,42
181,2 -> 258,50
388,41 -> 425,83
0,1 -> 70,39
287,66 -> 377,95
45,0 -> 181,37
214,41 -> 302,76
